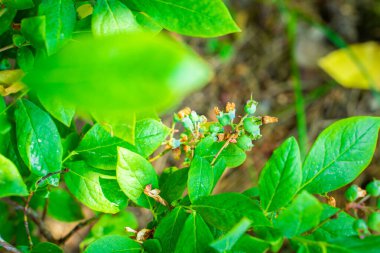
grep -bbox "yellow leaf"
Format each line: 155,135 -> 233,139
318,41 -> 380,90
0,70 -> 25,96
77,3 -> 93,19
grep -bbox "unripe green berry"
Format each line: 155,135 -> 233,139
244,100 -> 257,115
345,185 -> 359,202
237,135 -> 254,151
243,117 -> 260,136
368,212 -> 380,232
218,114 -> 231,126
366,180 -> 380,197
353,219 -> 368,233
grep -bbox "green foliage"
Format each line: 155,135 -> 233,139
1,1 -> 380,252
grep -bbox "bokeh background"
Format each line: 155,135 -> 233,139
171,0 -> 380,205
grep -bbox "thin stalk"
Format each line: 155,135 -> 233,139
281,2 -> 308,158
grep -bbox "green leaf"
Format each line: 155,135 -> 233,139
154,207 -> 188,253
0,98 -> 11,155
188,156 -> 214,202
0,153 -> 28,197
143,239 -> 162,253
91,212 -> 138,238
65,161 -> 120,213
0,7 -> 16,36
93,111 -> 136,144
92,0 -> 140,36
192,193 -> 269,231
116,147 -> 158,208
313,212 -> 356,241
135,119 -> 170,157
301,117 -> 380,194
76,123 -> 136,170
23,33 -> 212,115
212,158 -> 227,188
21,16 -> 46,50
99,177 -> 128,208
84,235 -> 141,253
259,137 -> 302,212
38,0 -> 76,55
129,0 -> 240,37
174,213 -> 214,253
329,236 -> 380,253
4,0 -> 34,10
134,12 -> 162,34
159,167 -> 188,204
274,191 -> 323,238
232,235 -> 271,253
210,217 -> 252,252
31,242 -> 63,253
196,137 -> 246,168
47,188 -> 84,222
15,99 -> 63,186
17,47 -> 35,72
38,93 -> 75,127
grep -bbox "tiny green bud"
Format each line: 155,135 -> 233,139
244,100 -> 258,115
366,180 -> 380,197
12,34 -> 26,47
182,116 -> 194,131
368,212 -> 380,232
190,111 -> 199,123
218,114 -> 231,126
345,185 -> 359,202
353,219 -> 368,233
237,135 -> 254,151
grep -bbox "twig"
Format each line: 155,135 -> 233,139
1,199 -> 56,243
0,235 -> 21,253
23,168 -> 70,247
149,148 -> 171,162
58,216 -> 99,245
0,44 -> 15,53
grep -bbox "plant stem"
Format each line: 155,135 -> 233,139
58,216 -> 99,245
0,44 -> 15,53
24,192 -> 35,248
0,235 -> 21,253
280,1 -> 308,159
149,148 -> 171,162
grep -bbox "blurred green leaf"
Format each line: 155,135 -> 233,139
31,242 -> 63,253
301,117 -> 380,194
129,0 -> 240,37
92,0 -> 140,36
65,161 -> 120,213
159,167 -> 188,204
4,0 -> 34,10
0,7 -> 16,36
116,147 -> 158,208
232,235 -> 270,253
0,153 -> 28,197
259,137 -> 302,212
21,16 -> 46,50
47,188 -> 84,222
23,33 -> 212,116
174,213 -> 213,253
17,47 -> 35,72
15,99 -> 62,186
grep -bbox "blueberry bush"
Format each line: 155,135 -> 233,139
0,0 -> 380,252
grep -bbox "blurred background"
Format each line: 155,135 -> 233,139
165,0 -> 380,205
